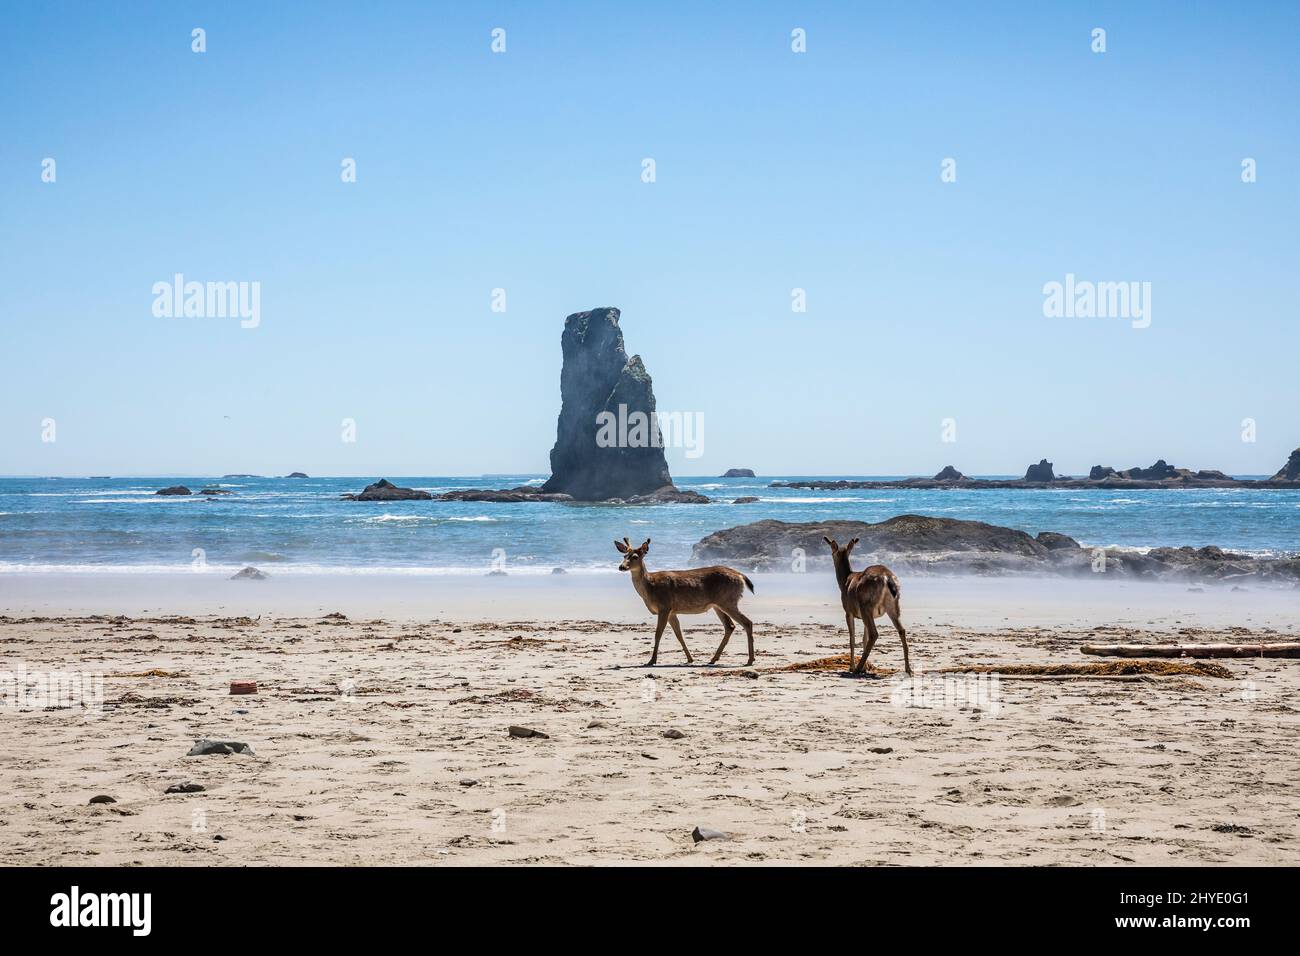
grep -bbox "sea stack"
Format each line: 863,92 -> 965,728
540,308 -> 675,501
1271,448 -> 1300,481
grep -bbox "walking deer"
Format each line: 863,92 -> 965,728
823,536 -> 911,675
614,537 -> 756,666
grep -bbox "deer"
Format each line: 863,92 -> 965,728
614,537 -> 756,667
823,536 -> 911,676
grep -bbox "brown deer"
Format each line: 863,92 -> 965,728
614,537 -> 756,666
823,536 -> 911,675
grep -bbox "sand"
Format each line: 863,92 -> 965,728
1,573 -> 1297,865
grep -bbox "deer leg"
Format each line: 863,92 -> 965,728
708,608 -> 735,665
887,608 -> 912,676
845,612 -> 857,672
646,611 -> 669,666
668,613 -> 694,664
854,612 -> 881,674
729,608 -> 755,666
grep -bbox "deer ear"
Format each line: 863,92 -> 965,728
823,536 -> 836,549
843,537 -> 859,554
640,538 -> 651,553
614,540 -> 629,553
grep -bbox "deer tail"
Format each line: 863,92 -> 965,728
886,577 -> 900,601
742,574 -> 755,594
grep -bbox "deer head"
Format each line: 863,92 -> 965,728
615,537 -> 650,572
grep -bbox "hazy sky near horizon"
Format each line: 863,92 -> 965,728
2,1 -> 1298,478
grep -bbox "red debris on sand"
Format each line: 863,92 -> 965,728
229,680 -> 258,695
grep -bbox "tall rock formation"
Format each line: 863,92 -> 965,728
541,308 -> 676,501
1271,448 -> 1300,481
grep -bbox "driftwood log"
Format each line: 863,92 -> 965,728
1082,643 -> 1300,659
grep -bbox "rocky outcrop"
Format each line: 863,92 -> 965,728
1023,459 -> 1056,482
341,479 -> 432,501
439,487 -> 573,503
732,496 -> 759,504
198,488 -> 232,495
933,465 -> 965,481
284,472 -> 309,478
1089,465 -> 1116,480
155,486 -> 191,496
1271,448 -> 1300,481
540,308 -> 677,501
230,566 -> 268,580
721,468 -> 756,478
691,516 -> 1300,583
1118,459 -> 1180,480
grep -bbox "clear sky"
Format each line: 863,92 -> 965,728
2,1 -> 1297,478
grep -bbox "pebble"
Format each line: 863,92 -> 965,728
165,783 -> 205,794
692,826 -> 729,843
88,795 -> 116,805
662,729 -> 686,739
508,725 -> 549,739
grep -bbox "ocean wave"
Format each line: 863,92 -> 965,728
447,516 -> 498,522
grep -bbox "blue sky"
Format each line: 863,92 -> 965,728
1,1 -> 1297,477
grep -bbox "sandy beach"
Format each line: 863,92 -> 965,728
1,573 -> 1296,866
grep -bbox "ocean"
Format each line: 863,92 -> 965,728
1,475 -> 1297,576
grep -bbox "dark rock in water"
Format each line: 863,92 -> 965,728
155,485 -> 192,496
1089,465 -> 1116,480
1194,470 -> 1231,481
438,486 -> 572,503
1271,448 -> 1300,481
1036,531 -> 1080,551
284,472 -> 309,478
342,478 -> 432,501
88,794 -> 116,805
1023,460 -> 1055,482
540,307 -> 678,501
222,474 -> 263,478
165,782 -> 205,794
732,496 -> 759,504
933,465 -> 965,481
187,739 -> 256,756
691,826 -> 729,843
230,567 -> 268,580
508,725 -> 549,739
692,515 -> 1300,583
198,488 -> 232,495
621,486 -> 710,505
1119,459 -> 1180,481
721,468 -> 756,478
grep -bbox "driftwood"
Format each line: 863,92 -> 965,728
1082,642 -> 1300,659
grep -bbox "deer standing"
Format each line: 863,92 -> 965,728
614,537 -> 756,666
823,536 -> 911,675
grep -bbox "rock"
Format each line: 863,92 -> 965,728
586,720 -> 609,729
222,474 -> 263,478
693,515 -> 1051,571
486,569 -> 507,576
437,487 -> 572,503
88,794 -> 116,805
230,567 -> 268,581
1036,531 -> 1080,551
229,680 -> 258,695
1271,448 -> 1300,481
932,465 -> 965,481
540,307 -> 679,501
1023,460 -> 1055,482
662,728 -> 686,739
1088,465 -> 1116,480
187,739 -> 256,756
868,747 -> 893,754
551,567 -> 567,574
732,496 -> 759,504
691,826 -> 729,843
165,783 -> 205,794
459,778 -> 479,788
198,488 -> 232,495
284,472 -> 309,478
507,725 -> 549,739
1118,459 -> 1180,481
622,486 -> 711,505
342,478 -> 432,501
721,468 -> 756,478
155,485 -> 192,496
